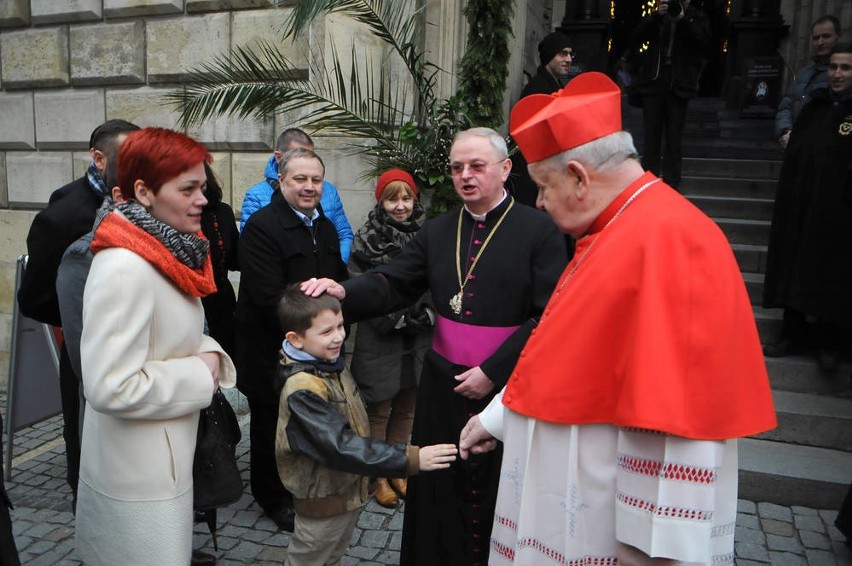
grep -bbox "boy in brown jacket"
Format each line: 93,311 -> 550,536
274,286 -> 456,565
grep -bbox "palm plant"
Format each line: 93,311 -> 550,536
168,0 -> 476,213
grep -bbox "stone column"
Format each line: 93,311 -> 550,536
740,0 -> 781,18
574,0 -> 599,19
423,0 -> 467,101
503,0 -> 529,126
724,0 -> 788,115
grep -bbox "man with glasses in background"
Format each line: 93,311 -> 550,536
521,31 -> 575,98
302,127 -> 567,566
510,32 -> 579,213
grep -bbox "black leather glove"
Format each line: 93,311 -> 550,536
402,306 -> 435,336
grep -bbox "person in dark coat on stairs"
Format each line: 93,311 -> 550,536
521,31 -> 574,99
508,32 -> 578,260
510,32 -> 575,209
626,0 -> 711,190
762,44 -> 852,374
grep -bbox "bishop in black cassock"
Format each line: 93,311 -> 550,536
339,128 -> 567,565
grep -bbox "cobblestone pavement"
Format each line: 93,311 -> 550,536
3,401 -> 851,565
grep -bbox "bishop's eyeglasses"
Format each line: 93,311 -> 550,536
448,160 -> 504,176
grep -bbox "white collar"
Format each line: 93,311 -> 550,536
464,189 -> 508,221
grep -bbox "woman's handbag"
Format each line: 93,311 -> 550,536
193,389 -> 243,510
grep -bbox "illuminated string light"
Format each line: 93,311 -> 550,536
723,1 -> 732,51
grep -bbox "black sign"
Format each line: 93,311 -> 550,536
741,57 -> 783,117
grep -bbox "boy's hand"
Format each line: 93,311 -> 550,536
418,444 -> 458,471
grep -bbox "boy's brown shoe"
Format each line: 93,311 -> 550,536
374,478 -> 399,508
389,477 -> 407,499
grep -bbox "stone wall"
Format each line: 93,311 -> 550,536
0,0 -> 434,388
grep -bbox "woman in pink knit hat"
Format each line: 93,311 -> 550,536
348,169 -> 434,508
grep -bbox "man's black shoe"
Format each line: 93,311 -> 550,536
191,549 -> 217,566
817,349 -> 841,374
266,506 -> 296,532
762,338 -> 806,358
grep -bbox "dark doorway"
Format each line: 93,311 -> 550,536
608,0 -> 729,97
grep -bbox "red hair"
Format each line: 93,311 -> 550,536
117,128 -> 210,201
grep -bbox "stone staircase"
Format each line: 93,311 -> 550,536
625,97 -> 852,508
680,155 -> 852,510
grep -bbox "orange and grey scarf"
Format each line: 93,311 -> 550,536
91,204 -> 216,297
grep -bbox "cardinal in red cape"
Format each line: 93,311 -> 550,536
459,72 -> 776,566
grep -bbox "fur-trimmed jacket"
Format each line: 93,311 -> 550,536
274,354 -> 419,519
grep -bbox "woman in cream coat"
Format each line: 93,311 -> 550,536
76,128 -> 236,566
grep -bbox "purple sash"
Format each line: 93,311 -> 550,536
432,315 -> 520,367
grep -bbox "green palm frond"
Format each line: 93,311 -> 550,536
284,0 -> 438,114
168,40 -> 410,143
166,0 -> 491,215
285,0 -> 416,43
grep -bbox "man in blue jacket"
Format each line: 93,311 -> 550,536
241,128 -> 354,262
775,15 -> 841,149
